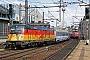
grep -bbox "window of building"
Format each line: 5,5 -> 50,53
6,4 -> 9,9
0,21 -> 8,36
0,13 -> 1,17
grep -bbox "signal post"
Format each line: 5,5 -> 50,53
86,27 -> 89,45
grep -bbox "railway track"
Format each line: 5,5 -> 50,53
0,39 -> 78,60
0,47 -> 39,60
0,38 -> 7,49
43,39 -> 79,60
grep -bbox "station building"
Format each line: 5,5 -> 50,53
0,3 -> 20,37
79,7 -> 89,39
0,2 -> 43,37
79,18 -> 89,39
0,5 -> 9,36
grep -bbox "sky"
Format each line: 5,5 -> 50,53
1,0 -> 89,27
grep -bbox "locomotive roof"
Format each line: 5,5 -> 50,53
12,24 -> 29,26
35,26 -> 52,30
55,29 -> 68,32
11,24 -> 53,30
11,24 -> 34,29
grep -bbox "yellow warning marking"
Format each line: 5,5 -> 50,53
0,49 -> 4,51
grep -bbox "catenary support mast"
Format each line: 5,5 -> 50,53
89,0 -> 90,39
25,0 -> 28,24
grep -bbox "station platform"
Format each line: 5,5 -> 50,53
67,40 -> 90,60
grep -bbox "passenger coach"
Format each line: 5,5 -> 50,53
55,29 -> 70,43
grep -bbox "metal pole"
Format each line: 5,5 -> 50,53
59,0 -> 61,22
9,4 -> 13,26
43,12 -> 44,24
9,15 -> 13,26
81,19 -> 83,38
85,0 -> 90,45
25,0 -> 28,24
62,8 -> 65,27
62,10 -> 64,27
56,20 -> 57,27
19,3 -> 21,23
89,0 -> 90,39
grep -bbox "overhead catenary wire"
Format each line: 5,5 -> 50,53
65,10 -> 73,22
34,0 -> 53,19
1,0 -> 87,27
28,0 -> 86,25
73,4 -> 85,20
75,5 -> 78,17
28,0 -> 50,23
34,0 -> 60,27
64,11 -> 73,22
78,3 -> 85,14
34,0 -> 59,21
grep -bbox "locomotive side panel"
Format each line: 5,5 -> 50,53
50,30 -> 55,40
6,24 -> 56,49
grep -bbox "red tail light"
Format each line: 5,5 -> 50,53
8,29 -> 10,34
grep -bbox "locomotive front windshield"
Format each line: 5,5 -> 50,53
10,25 -> 25,34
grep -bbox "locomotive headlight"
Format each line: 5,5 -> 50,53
19,34 -> 24,41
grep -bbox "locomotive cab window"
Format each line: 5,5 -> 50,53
10,25 -> 25,34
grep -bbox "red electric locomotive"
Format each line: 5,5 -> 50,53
70,32 -> 80,39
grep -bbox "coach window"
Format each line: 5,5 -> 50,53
63,33 -> 65,36
56,32 -> 59,36
0,12 -> 2,17
66,33 -> 67,36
